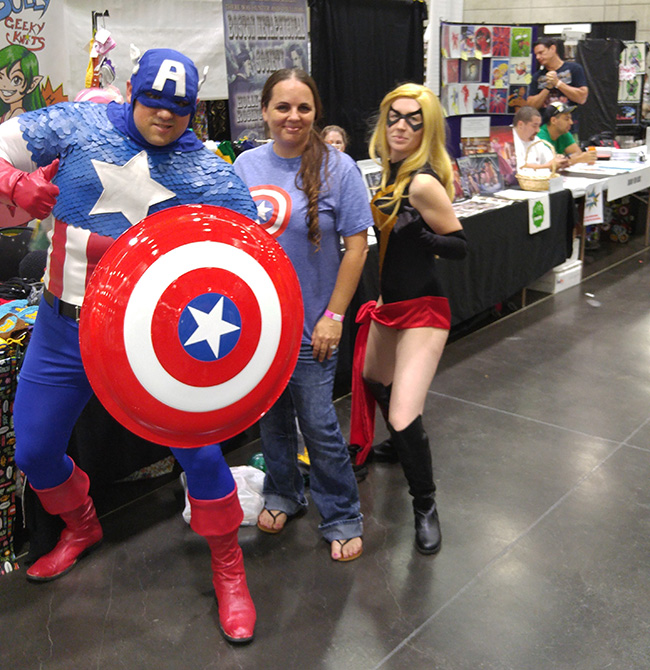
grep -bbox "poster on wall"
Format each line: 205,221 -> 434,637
222,0 -> 309,141
510,28 -> 532,58
621,42 -> 646,74
491,26 -> 511,57
0,1 -> 69,227
618,75 -> 643,103
440,22 -> 533,118
474,26 -> 492,57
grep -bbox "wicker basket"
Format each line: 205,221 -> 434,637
516,139 -> 561,191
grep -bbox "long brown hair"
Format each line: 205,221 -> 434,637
261,68 -> 328,248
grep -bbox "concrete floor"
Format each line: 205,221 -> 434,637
3,243 -> 650,670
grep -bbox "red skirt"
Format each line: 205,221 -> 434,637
349,296 -> 450,465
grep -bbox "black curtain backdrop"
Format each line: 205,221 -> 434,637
577,39 -> 624,142
309,0 -> 427,160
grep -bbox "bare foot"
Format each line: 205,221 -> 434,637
331,537 -> 363,562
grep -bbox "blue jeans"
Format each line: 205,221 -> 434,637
260,345 -> 362,542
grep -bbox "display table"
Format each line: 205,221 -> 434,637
438,188 -> 574,325
563,156 -> 650,251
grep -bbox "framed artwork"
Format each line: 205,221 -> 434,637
457,153 -> 504,195
475,26 -> 492,56
511,27 -> 532,57
489,126 -> 517,186
489,88 -> 507,114
491,58 -> 509,88
443,59 -> 460,85
618,75 -> 643,103
448,25 -> 461,58
460,25 -> 475,57
460,58 -> 482,83
622,42 -> 646,74
452,161 -> 468,201
491,26 -> 511,57
509,58 -> 530,85
473,85 -> 490,113
617,103 -> 639,125
507,84 -> 528,113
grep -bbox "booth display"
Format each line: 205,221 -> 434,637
440,22 -> 534,119
617,41 -> 648,129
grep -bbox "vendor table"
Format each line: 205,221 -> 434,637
563,157 -> 650,255
439,189 -> 574,326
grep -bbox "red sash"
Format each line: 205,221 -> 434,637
350,296 -> 451,465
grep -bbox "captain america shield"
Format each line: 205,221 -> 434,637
79,204 -> 303,448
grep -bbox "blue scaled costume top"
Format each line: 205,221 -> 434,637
18,101 -> 255,237
2,101 -> 256,304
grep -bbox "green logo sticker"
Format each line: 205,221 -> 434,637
532,200 -> 545,228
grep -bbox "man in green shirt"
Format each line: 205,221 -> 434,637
537,101 -> 596,166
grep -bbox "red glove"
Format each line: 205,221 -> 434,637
0,158 -> 59,220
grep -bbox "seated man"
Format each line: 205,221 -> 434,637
537,102 -> 596,166
513,106 -> 568,171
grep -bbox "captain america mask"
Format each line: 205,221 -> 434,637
130,48 -> 199,117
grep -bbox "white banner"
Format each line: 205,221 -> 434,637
528,194 -> 550,234
64,0 -> 228,100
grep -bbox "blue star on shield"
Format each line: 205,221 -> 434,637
178,293 -> 241,362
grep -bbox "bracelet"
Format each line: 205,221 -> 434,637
324,309 -> 344,322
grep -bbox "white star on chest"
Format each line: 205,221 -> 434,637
184,297 -> 240,358
256,199 -> 272,223
89,151 -> 176,225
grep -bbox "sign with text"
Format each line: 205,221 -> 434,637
606,163 -> 650,201
223,0 -> 309,141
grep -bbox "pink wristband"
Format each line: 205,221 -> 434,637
324,309 -> 344,322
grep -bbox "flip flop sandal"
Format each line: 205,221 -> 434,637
257,507 -> 306,534
331,538 -> 363,562
257,509 -> 287,534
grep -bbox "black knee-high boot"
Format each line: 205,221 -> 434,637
389,416 -> 441,555
364,379 -> 399,463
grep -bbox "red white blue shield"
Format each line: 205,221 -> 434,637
79,204 -> 303,448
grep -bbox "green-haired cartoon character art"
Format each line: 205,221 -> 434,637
0,45 -> 45,123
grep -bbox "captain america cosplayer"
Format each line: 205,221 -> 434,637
0,49 -> 257,644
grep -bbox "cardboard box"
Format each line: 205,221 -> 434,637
528,260 -> 582,294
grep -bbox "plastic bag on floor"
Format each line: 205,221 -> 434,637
231,465 -> 265,526
179,466 -> 265,527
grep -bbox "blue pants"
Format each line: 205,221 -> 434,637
259,344 -> 362,542
13,298 -> 234,500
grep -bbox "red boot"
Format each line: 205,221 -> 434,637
189,489 -> 256,643
26,464 -> 103,582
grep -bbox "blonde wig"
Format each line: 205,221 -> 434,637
368,83 -> 454,222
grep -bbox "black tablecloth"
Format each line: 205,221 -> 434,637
439,189 -> 575,326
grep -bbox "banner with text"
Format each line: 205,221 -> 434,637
0,0 -> 69,226
223,0 -> 308,141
